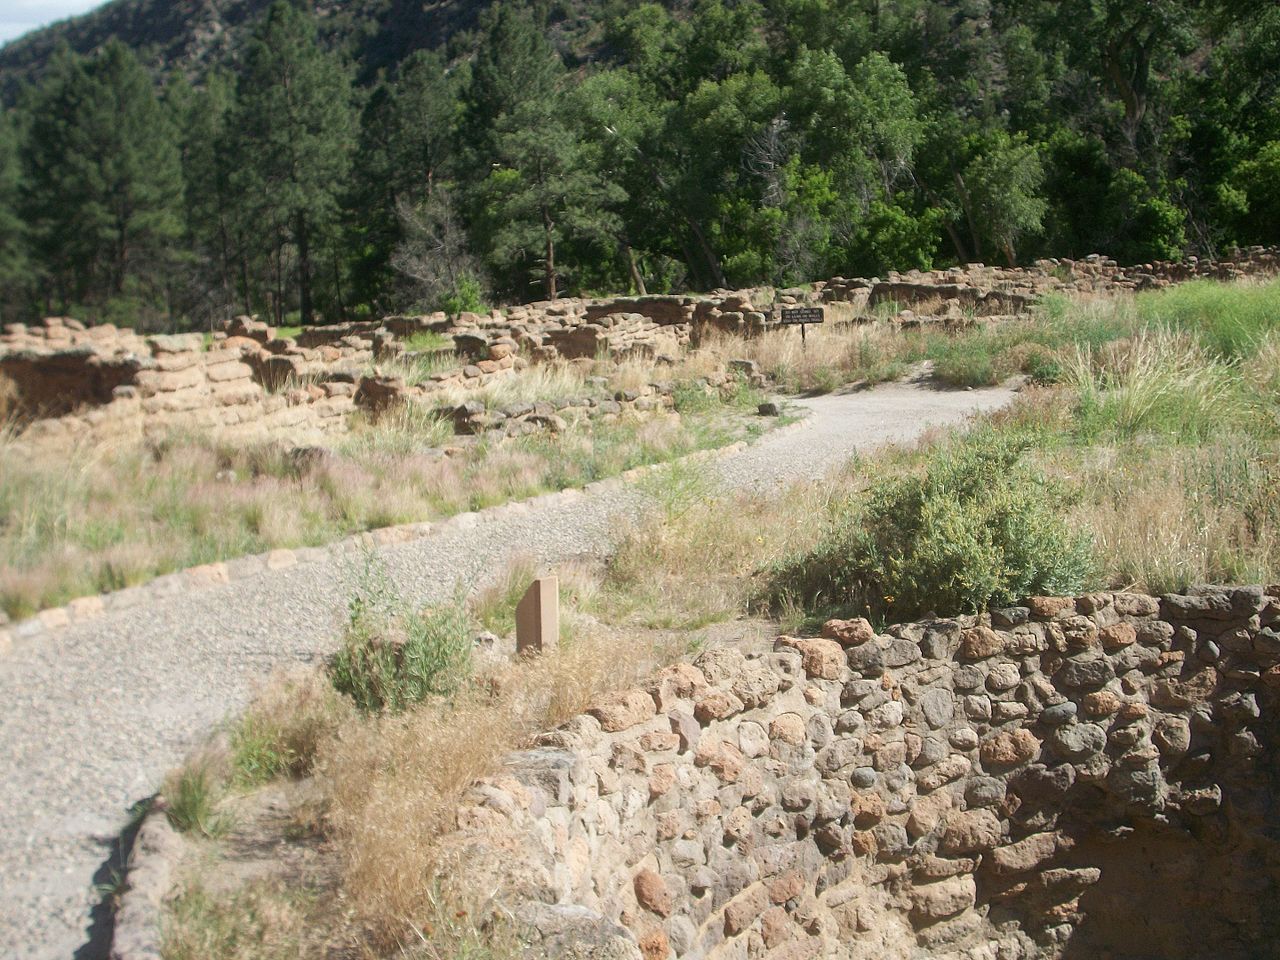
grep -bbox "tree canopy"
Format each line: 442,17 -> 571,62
0,0 -> 1275,327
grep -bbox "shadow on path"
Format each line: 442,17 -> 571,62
74,798 -> 153,960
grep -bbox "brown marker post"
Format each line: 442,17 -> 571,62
516,575 -> 560,655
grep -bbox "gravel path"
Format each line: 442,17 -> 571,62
0,379 -> 1014,960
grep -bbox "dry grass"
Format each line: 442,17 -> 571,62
230,669 -> 353,786
316,618 -> 687,949
425,362 -> 593,411
163,880 -> 316,960
0,407 -> 726,619
691,322 -> 921,393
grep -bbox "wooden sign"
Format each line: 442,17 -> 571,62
779,307 -> 825,325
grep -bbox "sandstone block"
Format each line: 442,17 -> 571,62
206,360 -> 255,383
1100,622 -> 1138,650
1028,596 -> 1074,619
940,808 -> 1004,854
723,884 -> 768,935
644,662 -> 707,708
792,638 -> 846,680
910,875 -> 976,924
694,689 -> 745,723
960,626 -> 1005,659
990,832 -> 1061,874
769,713 -> 806,745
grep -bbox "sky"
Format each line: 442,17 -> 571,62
0,0 -> 101,45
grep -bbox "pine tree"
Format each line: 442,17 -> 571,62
348,49 -> 462,307
229,1 -> 356,325
21,41 -> 183,317
461,3 -> 563,164
0,111 -> 28,320
480,96 -> 624,300
170,70 -> 241,316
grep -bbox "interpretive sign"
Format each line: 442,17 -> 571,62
779,307 -> 825,325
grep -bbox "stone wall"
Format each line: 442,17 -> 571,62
438,586 -> 1280,960
2,326 -> 354,447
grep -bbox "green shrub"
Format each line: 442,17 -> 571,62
329,568 -> 473,712
769,433 -> 1094,622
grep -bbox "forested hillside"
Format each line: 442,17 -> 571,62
0,0 -> 1276,329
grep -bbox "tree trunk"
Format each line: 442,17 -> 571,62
953,171 -> 983,263
625,241 -> 647,296
331,252 -> 348,321
942,220 -> 970,264
297,211 -> 313,326
687,217 -> 726,288
115,214 -> 128,295
543,207 -> 557,301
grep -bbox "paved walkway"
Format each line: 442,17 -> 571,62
0,380 -> 1015,959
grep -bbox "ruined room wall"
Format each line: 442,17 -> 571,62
438,587 -> 1280,960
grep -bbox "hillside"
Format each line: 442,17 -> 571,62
0,0 -> 627,101
0,0 -> 496,98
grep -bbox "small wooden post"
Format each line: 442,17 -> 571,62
516,575 -> 560,656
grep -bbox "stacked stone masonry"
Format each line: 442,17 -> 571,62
3,247 -> 1278,449
440,586 -> 1280,960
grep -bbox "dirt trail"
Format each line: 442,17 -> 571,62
0,378 -> 1015,960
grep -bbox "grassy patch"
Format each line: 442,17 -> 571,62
471,554 -> 538,637
163,760 -> 233,838
163,882 -> 314,960
402,330 -> 454,352
1139,278 -> 1280,359
230,670 -> 349,786
0,401 -> 762,619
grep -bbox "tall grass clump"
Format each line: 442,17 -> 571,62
470,554 -> 538,636
1138,278 -> 1280,359
163,757 -> 233,838
1065,330 -> 1242,442
163,882 -> 312,960
769,432 -> 1094,623
230,669 -> 350,785
328,567 -> 473,713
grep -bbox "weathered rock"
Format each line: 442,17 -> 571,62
980,729 -> 1041,767
588,688 -> 657,732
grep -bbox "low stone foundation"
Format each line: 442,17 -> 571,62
439,586 -> 1280,959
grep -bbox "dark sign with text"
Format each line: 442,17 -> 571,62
779,307 -> 825,325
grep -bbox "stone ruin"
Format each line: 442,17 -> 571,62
3,247 -> 1278,450
819,246 -> 1280,329
437,585 -> 1280,960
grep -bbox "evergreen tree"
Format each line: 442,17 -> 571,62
461,3 -> 562,165
170,70 -> 241,317
229,1 -> 356,325
349,49 -> 462,307
479,95 -> 624,300
21,41 -> 182,318
0,111 -> 28,320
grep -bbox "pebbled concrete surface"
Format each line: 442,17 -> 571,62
0,379 -> 1015,960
